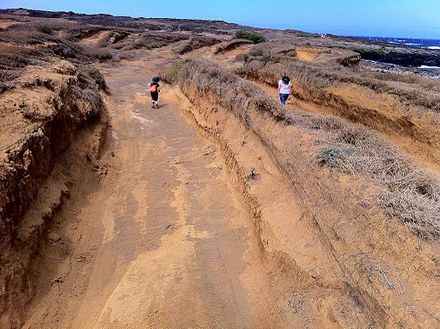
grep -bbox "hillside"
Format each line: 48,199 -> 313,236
0,9 -> 439,329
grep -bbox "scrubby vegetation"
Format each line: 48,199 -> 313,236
0,20 -> 194,91
0,8 -> 242,34
351,47 -> 386,60
2,9 -> 440,328
0,25 -> 110,92
235,30 -> 266,44
0,43 -> 48,92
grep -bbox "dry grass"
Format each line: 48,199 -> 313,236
164,58 -> 440,239
78,66 -> 109,94
80,45 -> 113,61
214,39 -> 254,54
173,36 -> 221,55
316,125 -> 440,239
116,32 -> 188,51
68,26 -> 110,41
0,43 -> 48,92
0,25 -> 56,45
0,21 -> 115,93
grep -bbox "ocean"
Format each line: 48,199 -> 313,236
361,37 -> 440,50
359,37 -> 440,72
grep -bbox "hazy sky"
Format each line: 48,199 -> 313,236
1,0 -> 440,39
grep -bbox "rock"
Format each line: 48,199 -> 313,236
48,232 -> 61,244
51,276 -> 64,284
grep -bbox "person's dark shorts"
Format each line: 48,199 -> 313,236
279,93 -> 289,105
150,91 -> 159,101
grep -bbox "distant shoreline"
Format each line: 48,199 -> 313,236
357,36 -> 440,50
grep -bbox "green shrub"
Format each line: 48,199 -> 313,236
235,30 -> 266,44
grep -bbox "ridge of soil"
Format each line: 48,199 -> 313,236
0,59 -> 108,328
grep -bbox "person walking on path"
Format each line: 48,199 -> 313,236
278,74 -> 292,107
148,77 -> 161,109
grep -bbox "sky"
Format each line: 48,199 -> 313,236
1,0 -> 440,39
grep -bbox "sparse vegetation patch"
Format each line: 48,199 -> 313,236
235,30 -> 266,44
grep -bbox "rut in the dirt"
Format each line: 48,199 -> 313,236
22,49 -> 292,329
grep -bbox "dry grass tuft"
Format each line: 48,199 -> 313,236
316,124 -> 440,239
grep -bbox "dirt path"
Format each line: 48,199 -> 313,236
22,49 -> 287,328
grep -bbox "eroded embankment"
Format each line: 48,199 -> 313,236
236,44 -> 440,166
163,59 -> 440,328
0,60 -> 108,329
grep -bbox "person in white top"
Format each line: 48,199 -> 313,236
278,74 -> 292,107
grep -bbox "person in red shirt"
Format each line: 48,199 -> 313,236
148,77 -> 161,109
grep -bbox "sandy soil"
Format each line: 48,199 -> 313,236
22,48 -> 293,328
78,30 -> 110,47
6,24 -> 438,328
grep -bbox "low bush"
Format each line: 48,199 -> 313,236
78,66 -> 109,93
235,30 -> 266,44
0,26 -> 54,45
51,43 -> 82,59
0,44 -> 48,93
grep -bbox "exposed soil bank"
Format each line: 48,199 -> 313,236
164,59 -> 440,328
0,60 -> 107,329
